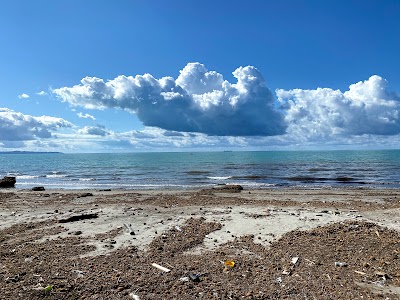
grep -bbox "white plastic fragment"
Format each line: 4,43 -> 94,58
179,276 -> 189,282
73,270 -> 85,277
291,257 -> 299,265
276,276 -> 283,286
335,261 -> 348,267
129,292 -> 140,300
151,263 -> 171,272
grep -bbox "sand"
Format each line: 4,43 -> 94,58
0,187 -> 400,299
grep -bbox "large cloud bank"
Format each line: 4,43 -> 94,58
53,63 -> 286,136
277,75 -> 400,138
0,108 -> 72,141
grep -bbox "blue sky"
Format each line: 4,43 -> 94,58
1,0 -> 400,152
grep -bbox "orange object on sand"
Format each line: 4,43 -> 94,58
224,260 -> 235,267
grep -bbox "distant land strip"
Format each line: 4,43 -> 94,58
0,151 -> 62,154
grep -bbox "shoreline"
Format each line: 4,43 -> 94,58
1,187 -> 399,298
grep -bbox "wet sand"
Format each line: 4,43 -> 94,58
1,187 -> 400,299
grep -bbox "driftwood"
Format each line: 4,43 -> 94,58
58,213 -> 98,223
151,263 -> 171,272
124,223 -> 135,235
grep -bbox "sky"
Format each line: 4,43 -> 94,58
1,0 -> 400,153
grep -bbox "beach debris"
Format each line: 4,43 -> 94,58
276,277 -> 283,286
44,285 -> 53,292
129,292 -> 140,300
24,256 -> 34,263
32,284 -> 53,292
77,192 -> 93,198
124,223 -> 135,235
58,213 -> 98,223
0,176 -> 16,188
334,261 -> 348,267
354,270 -> 366,275
291,257 -> 299,265
73,270 -> 85,278
375,271 -> 391,279
224,260 -> 235,268
151,263 -> 171,273
188,272 -> 203,282
32,186 -> 45,191
179,276 -> 190,282
175,225 -> 182,232
375,230 -> 380,238
304,258 -> 316,265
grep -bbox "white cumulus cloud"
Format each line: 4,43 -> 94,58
18,93 -> 30,99
77,112 -> 96,120
0,108 -> 73,141
52,63 -> 286,136
277,75 -> 400,139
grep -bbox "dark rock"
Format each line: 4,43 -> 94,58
0,176 -> 16,188
77,193 -> 93,198
32,186 -> 45,191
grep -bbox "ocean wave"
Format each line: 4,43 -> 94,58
46,174 -> 68,178
235,182 -> 277,188
79,178 -> 96,181
231,175 -> 267,180
207,176 -> 232,180
16,175 -> 39,179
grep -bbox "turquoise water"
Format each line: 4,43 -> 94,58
1,150 -> 400,189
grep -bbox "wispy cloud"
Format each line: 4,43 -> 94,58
36,91 -> 47,96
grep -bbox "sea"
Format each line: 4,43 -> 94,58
1,150 -> 400,190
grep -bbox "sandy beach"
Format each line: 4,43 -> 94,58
1,187 -> 400,299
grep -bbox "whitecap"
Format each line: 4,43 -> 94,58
16,175 -> 39,179
207,176 -> 232,180
46,174 -> 68,178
